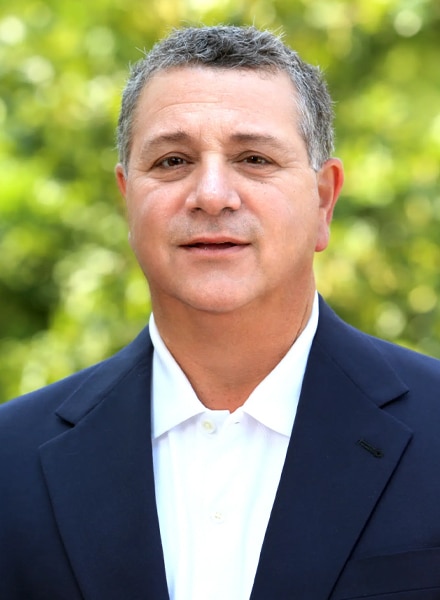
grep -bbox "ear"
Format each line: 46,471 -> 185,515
115,163 -> 127,198
315,158 -> 344,252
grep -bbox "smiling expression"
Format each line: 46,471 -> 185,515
115,66 -> 343,317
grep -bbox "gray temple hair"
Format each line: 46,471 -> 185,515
116,25 -> 335,172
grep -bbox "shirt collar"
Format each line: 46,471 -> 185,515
242,294 -> 319,436
150,319 -> 205,439
150,293 -> 319,440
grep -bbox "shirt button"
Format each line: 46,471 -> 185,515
201,419 -> 216,434
211,511 -> 225,524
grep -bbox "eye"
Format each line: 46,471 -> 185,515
156,156 -> 188,169
242,154 -> 271,166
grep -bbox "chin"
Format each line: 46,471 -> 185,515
187,299 -> 250,315
181,289 -> 256,315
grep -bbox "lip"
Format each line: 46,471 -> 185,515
180,236 -> 250,253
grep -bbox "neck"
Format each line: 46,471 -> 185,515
152,289 -> 315,412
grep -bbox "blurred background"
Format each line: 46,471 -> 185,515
1,0 -> 439,403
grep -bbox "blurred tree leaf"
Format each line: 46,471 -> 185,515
1,0 -> 440,402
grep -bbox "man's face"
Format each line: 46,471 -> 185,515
116,66 -> 343,316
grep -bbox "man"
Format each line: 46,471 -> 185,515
1,25 -> 440,600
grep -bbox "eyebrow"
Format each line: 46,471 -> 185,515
139,130 -> 289,159
140,131 -> 190,154
229,132 -> 289,152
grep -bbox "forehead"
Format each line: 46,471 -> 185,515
132,66 -> 300,134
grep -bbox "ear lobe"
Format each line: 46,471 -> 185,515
115,163 -> 127,197
315,158 -> 344,252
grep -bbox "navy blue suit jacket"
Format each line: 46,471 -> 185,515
2,298 -> 440,599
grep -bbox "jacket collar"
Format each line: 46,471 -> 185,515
40,328 -> 170,600
250,298 -> 412,598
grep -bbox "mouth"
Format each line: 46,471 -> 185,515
180,238 -> 250,254
185,241 -> 241,250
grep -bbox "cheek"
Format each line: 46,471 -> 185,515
126,202 -> 156,265
126,189 -> 164,239
272,200 -> 322,257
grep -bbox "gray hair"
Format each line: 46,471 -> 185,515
117,25 -> 334,172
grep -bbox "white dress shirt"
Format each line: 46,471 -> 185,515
150,294 -> 319,600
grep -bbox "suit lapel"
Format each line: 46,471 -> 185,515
39,330 -> 169,600
251,300 -> 413,599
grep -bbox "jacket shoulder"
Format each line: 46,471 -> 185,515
318,297 -> 440,379
0,325 -> 152,442
316,298 -> 440,427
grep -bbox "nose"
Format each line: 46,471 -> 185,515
186,156 -> 241,215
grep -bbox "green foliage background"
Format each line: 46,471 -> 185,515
1,0 -> 439,403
